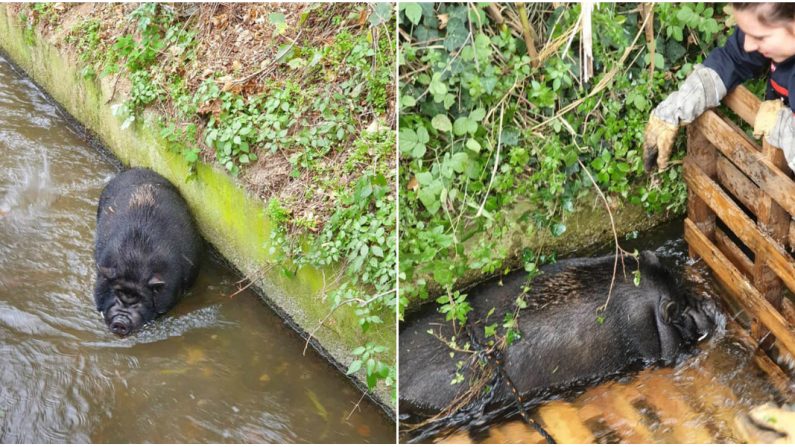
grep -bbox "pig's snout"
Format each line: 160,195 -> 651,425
110,315 -> 132,336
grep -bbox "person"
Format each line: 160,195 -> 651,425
644,3 -> 795,172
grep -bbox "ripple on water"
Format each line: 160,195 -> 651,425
0,151 -> 55,221
82,305 -> 232,348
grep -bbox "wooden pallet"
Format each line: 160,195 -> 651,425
684,85 -> 795,376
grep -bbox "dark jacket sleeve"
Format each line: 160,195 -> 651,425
702,27 -> 769,91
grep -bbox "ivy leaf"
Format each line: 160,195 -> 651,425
402,3 -> 422,25
369,3 -> 393,28
431,114 -> 453,132
444,17 -> 468,51
551,223 -> 567,237
429,73 -> 448,101
469,108 -> 486,122
401,94 -> 417,109
449,152 -> 469,173
371,246 -> 384,258
347,359 -> 362,375
399,127 -> 429,158
418,179 -> 443,214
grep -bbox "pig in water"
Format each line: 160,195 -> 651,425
94,168 -> 202,336
399,251 -> 717,441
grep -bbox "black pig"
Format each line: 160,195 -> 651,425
399,251 -> 716,440
94,168 -> 201,336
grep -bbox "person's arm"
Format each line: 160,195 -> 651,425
644,27 -> 767,171
702,27 -> 769,92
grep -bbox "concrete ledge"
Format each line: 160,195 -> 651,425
0,5 -> 394,413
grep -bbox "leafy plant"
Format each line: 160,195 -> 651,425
399,3 -> 733,319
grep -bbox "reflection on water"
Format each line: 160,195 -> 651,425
0,53 -> 393,443
433,221 -> 788,444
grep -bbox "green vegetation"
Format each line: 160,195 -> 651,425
22,3 -> 396,400
398,3 -> 735,324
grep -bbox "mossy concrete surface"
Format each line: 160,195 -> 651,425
0,5 -> 394,411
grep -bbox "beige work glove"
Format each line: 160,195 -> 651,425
754,99 -> 795,172
643,116 -> 679,171
736,403 -> 795,443
643,65 -> 727,172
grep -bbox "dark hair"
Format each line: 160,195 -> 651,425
734,3 -> 795,26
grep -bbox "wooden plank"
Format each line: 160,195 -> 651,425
577,402 -> 603,423
683,218 -> 795,358
679,361 -> 742,441
683,160 -> 795,302
722,301 -> 795,400
751,139 -> 789,344
590,383 -> 655,444
722,85 -> 761,126
790,218 -> 795,250
686,125 -> 718,252
695,111 -> 795,217
637,374 -> 714,443
782,298 -> 795,326
436,430 -> 471,444
537,401 -> 595,443
484,420 -> 547,444
714,228 -> 753,278
716,155 -> 761,217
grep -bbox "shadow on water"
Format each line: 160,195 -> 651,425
0,53 -> 394,443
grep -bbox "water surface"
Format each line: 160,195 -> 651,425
0,52 -> 394,443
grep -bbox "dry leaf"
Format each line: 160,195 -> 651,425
408,177 -> 419,192
438,13 -> 449,30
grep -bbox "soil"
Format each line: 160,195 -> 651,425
12,2 -> 396,235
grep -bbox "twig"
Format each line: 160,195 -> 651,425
517,4 -> 539,67
476,102 -> 505,218
643,3 -> 656,87
529,7 -> 652,133
577,158 -> 632,313
345,392 -> 367,420
302,289 -> 395,355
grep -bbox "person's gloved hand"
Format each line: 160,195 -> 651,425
754,100 -> 795,172
737,403 -> 795,443
754,99 -> 787,139
643,116 -> 679,171
643,65 -> 727,172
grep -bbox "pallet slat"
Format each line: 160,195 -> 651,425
537,401 -> 595,443
695,110 -> 795,218
683,218 -> 795,358
638,374 -> 714,443
714,227 -> 753,278
683,159 -> 795,297
590,383 -> 655,443
716,155 -> 761,216
722,85 -> 761,126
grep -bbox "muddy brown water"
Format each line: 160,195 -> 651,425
0,53 -> 394,443
419,220 -> 793,444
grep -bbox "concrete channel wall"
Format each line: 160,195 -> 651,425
0,5 -> 395,413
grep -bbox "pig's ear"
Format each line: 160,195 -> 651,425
660,299 -> 679,324
98,266 -> 116,279
148,274 -> 165,290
